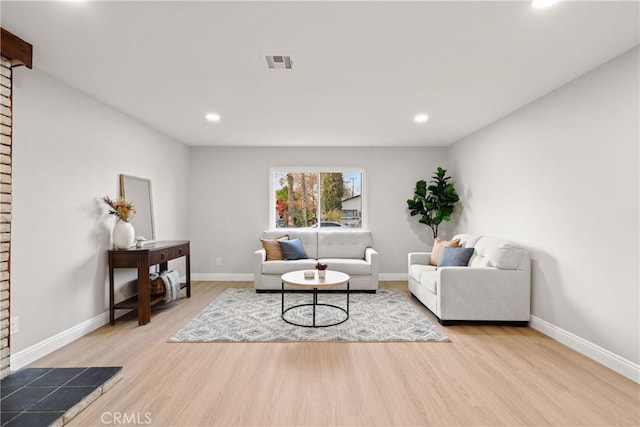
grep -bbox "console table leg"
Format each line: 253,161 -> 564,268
186,254 -> 191,298
138,255 -> 151,326
109,261 -> 115,326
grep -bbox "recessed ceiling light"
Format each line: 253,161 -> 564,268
414,114 -> 429,123
205,113 -> 221,122
532,0 -> 559,9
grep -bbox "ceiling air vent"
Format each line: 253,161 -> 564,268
264,55 -> 293,70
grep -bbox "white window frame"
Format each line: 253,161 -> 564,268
269,167 -> 367,230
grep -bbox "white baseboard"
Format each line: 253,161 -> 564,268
191,273 -> 254,282
379,273 -> 408,281
10,311 -> 110,372
530,315 -> 639,384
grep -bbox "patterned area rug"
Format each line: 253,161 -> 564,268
169,288 -> 449,342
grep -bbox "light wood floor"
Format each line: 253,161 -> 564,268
29,281 -> 639,427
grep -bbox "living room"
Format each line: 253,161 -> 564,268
0,1 -> 638,426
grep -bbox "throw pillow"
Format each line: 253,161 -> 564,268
430,238 -> 461,266
438,247 -> 475,267
260,235 -> 289,261
279,238 -> 309,260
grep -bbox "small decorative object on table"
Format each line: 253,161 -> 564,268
135,236 -> 146,248
315,261 -> 328,278
102,195 -> 136,249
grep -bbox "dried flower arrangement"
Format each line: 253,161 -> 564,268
102,196 -> 136,222
315,262 -> 328,271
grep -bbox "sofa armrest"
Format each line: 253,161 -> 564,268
254,249 -> 266,288
365,247 -> 378,264
437,267 -> 531,320
365,247 -> 380,280
255,248 -> 266,262
408,252 -> 431,268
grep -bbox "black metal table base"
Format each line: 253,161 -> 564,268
281,282 -> 350,328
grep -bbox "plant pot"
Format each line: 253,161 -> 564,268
317,270 -> 326,279
113,220 -> 135,249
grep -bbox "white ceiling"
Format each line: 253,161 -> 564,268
1,1 -> 638,147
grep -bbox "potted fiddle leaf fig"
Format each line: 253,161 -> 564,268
407,167 -> 459,239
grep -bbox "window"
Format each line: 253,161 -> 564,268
270,168 -> 365,229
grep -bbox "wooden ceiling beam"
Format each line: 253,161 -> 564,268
1,28 -> 32,69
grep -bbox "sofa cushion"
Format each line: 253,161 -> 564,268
263,229 -> 318,259
430,238 -> 460,266
260,235 -> 288,261
316,258 -> 371,275
317,230 -> 372,259
453,234 -> 482,248
438,247 -> 475,267
409,264 -> 436,282
419,269 -> 438,295
262,259 -> 317,275
279,238 -> 308,260
472,236 -> 524,270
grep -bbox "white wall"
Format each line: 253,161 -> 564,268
188,146 -> 448,277
448,47 -> 639,365
10,68 -> 190,353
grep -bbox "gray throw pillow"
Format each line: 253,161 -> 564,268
438,247 -> 474,267
279,238 -> 309,260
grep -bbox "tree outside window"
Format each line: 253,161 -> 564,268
272,169 -> 363,228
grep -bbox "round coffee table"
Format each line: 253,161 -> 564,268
281,270 -> 350,328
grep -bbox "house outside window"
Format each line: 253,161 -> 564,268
270,168 -> 364,229
340,196 -> 362,227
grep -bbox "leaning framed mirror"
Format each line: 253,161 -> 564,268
120,174 -> 156,244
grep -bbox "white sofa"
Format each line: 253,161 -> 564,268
408,233 -> 531,325
254,229 -> 379,292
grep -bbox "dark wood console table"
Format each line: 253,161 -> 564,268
108,240 -> 191,326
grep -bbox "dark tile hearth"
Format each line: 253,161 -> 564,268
1,368 -> 51,388
0,367 -> 122,427
29,387 -> 98,412
28,368 -> 86,387
2,412 -> 63,427
1,387 -> 58,412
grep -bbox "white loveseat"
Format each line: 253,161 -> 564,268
254,229 -> 379,292
408,234 -> 531,325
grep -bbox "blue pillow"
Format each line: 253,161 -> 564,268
279,238 -> 309,260
438,247 -> 474,267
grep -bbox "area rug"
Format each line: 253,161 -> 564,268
169,288 -> 449,342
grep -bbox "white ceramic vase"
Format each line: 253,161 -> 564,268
317,270 -> 326,279
113,220 -> 135,249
